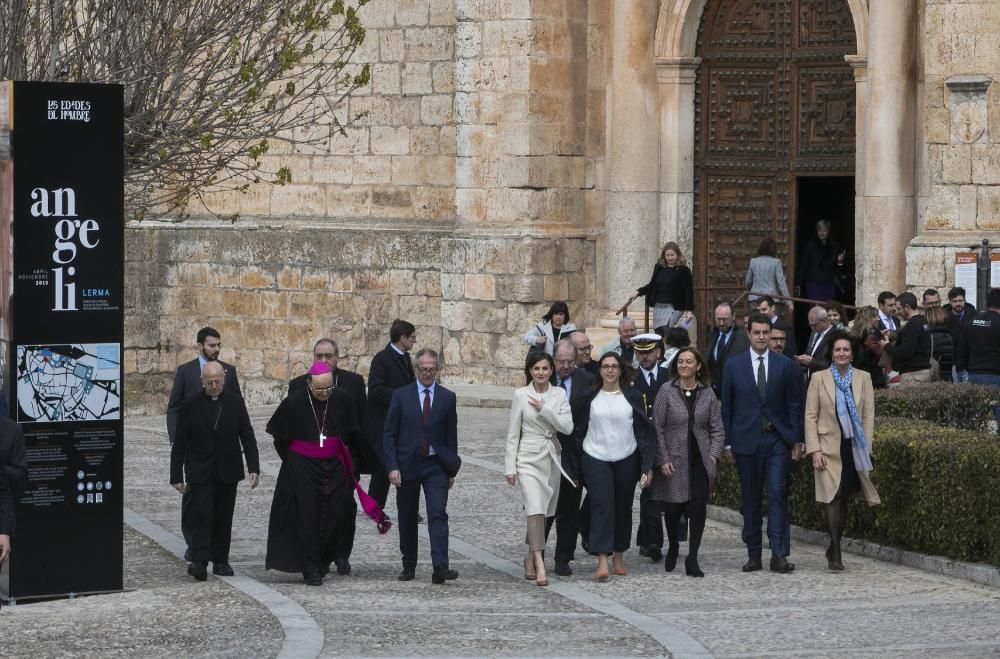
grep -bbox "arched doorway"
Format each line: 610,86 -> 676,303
692,0 -> 857,325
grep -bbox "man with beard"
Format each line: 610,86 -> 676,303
170,361 -> 260,581
289,338 -> 371,576
266,362 -> 388,586
166,326 -> 242,560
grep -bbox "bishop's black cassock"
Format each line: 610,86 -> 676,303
264,387 -> 383,580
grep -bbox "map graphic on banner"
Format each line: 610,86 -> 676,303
15,343 -> 121,422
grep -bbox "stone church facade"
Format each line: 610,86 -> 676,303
125,0 -> 1000,413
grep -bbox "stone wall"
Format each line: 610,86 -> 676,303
124,223 -> 595,415
907,0 -> 1000,293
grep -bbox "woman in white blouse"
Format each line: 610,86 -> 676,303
571,352 -> 655,582
505,352 -> 574,586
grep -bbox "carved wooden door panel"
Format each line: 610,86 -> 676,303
693,0 -> 856,319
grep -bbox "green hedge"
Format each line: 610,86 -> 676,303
874,382 -> 1000,432
713,417 -> 1000,564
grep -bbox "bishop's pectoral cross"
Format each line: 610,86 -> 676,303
319,433 -> 327,448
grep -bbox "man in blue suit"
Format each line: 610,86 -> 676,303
383,348 -> 461,584
721,313 -> 804,574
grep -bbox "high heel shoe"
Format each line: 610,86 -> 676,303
524,555 -> 536,580
827,540 -> 844,571
664,544 -> 679,572
534,553 -> 548,586
684,555 -> 704,578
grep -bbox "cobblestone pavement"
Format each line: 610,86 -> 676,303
2,400 -> 1000,658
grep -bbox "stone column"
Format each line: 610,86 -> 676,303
604,0 -> 660,311
859,0 -> 919,303
655,57 -> 700,260
846,54 -> 868,295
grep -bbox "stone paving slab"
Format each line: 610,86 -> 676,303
1,403 -> 999,659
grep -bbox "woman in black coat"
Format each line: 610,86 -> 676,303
624,242 -> 694,336
570,352 -> 655,582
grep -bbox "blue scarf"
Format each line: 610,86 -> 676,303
830,365 -> 867,451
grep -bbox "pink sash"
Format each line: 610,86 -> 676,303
288,438 -> 392,534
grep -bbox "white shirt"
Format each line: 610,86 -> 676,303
810,327 -> 831,356
751,348 -> 770,385
878,311 -> 896,332
583,391 -> 637,462
417,382 -> 437,456
639,364 -> 659,387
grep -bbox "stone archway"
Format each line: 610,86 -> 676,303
652,0 -> 875,314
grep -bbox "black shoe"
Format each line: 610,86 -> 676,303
398,567 -> 415,581
646,546 -> 663,562
554,560 -> 573,577
769,555 -> 795,573
187,561 -> 208,581
212,562 -> 235,576
742,558 -> 763,572
664,544 -> 679,572
303,570 -> 323,586
685,555 -> 704,578
335,559 -> 352,576
431,567 -> 459,584
827,543 -> 844,571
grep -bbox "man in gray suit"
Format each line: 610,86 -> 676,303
166,327 -> 242,444
166,326 -> 242,560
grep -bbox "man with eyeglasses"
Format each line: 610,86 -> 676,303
170,361 -> 260,582
543,339 -> 594,576
570,332 -> 599,377
265,361 -> 385,586
796,306 -> 833,383
288,338 -> 371,576
384,349 -> 462,584
166,326 -> 242,561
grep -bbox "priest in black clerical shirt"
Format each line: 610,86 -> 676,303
266,361 -> 386,586
170,361 -> 260,582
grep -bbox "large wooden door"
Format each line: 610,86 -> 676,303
693,0 -> 856,319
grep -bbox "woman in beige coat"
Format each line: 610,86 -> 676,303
804,331 -> 881,571
505,352 -> 573,586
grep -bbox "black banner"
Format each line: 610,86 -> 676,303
4,81 -> 124,600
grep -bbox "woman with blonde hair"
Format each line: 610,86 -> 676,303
849,306 -> 886,388
505,351 -> 573,586
624,242 -> 694,336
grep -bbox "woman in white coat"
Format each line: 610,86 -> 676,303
522,301 -> 578,356
505,351 -> 574,586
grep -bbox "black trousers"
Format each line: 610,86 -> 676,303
367,470 -> 391,510
185,480 -> 238,563
544,475 -> 583,562
334,496 -> 357,560
635,486 -> 664,550
580,450 -> 640,555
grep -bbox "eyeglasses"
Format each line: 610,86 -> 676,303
416,367 -> 438,374
311,385 -> 334,393
555,360 -> 574,367
314,352 -> 336,360
600,364 -> 621,371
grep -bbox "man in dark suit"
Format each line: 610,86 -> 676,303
876,291 -> 900,334
367,319 -> 417,508
632,333 -> 670,561
544,339 -> 594,576
383,348 -> 461,584
796,306 -> 834,383
288,338 -> 369,576
0,415 -> 27,495
706,302 -> 750,397
755,296 -> 797,356
166,326 -> 242,561
170,361 -> 260,581
722,313 -> 804,574
167,326 -> 242,444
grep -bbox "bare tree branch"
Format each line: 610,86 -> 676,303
0,0 -> 371,220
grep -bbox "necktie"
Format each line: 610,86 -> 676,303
757,355 -> 767,399
648,370 -> 655,388
715,331 -> 727,361
422,388 -> 431,456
